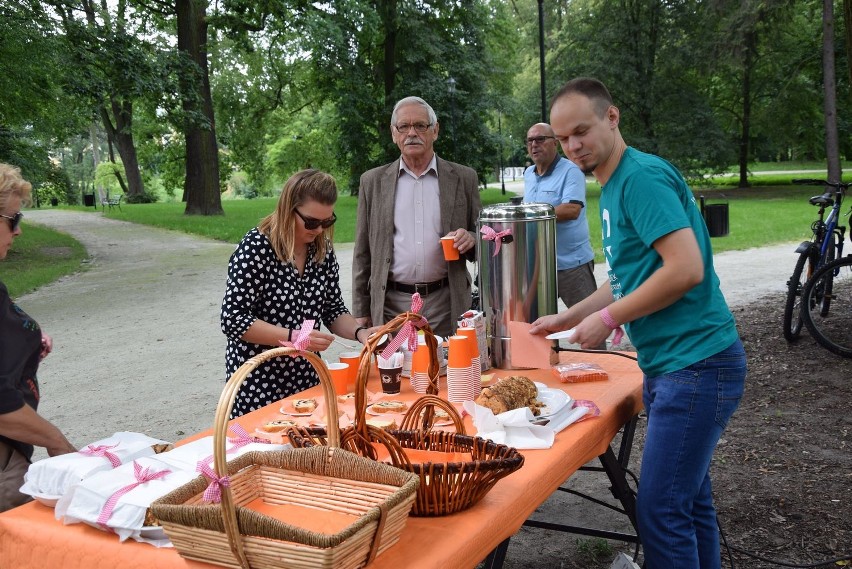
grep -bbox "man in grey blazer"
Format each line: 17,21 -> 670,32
352,96 -> 480,337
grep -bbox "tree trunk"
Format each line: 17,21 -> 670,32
738,29 -> 755,189
824,0 -> 842,182
177,0 -> 223,215
103,98 -> 144,199
844,0 -> 852,94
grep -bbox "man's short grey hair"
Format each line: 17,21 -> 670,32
391,96 -> 438,127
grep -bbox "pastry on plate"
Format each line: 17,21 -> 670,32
258,420 -> 298,433
366,418 -> 398,430
475,375 -> 542,416
293,398 -> 317,413
337,393 -> 356,403
371,400 -> 407,414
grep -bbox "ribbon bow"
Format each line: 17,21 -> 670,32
96,461 -> 171,528
611,327 -> 625,346
280,319 -> 315,351
380,293 -> 428,359
197,460 -> 230,503
480,226 -> 513,257
225,423 -> 265,453
79,444 -> 122,468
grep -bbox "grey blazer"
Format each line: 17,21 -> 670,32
352,156 -> 480,328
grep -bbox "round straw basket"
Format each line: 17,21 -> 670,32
152,347 -> 419,569
289,314 -> 525,516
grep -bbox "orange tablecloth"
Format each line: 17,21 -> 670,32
0,351 -> 642,569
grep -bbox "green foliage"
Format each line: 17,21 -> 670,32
574,538 -> 614,564
34,164 -> 75,206
0,222 -> 88,297
94,162 -> 127,196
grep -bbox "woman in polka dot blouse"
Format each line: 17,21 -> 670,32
221,169 -> 372,416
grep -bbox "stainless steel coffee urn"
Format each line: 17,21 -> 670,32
478,203 -> 558,369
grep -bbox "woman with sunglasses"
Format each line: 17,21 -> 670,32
0,163 -> 76,512
221,169 -> 374,416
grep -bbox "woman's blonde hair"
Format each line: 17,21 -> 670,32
258,169 -> 338,263
0,163 -> 33,213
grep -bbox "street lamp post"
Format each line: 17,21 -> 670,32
447,77 -> 457,157
537,0 -> 546,122
498,111 -> 506,195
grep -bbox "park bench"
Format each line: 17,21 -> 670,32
101,194 -> 123,212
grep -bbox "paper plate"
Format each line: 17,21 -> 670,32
534,382 -> 571,417
545,329 -> 576,341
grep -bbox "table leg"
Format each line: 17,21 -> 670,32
481,536 -> 511,568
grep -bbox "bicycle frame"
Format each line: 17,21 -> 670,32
794,189 -> 846,268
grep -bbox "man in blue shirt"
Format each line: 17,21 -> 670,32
522,123 -> 598,311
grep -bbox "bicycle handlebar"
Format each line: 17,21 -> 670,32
793,178 -> 851,189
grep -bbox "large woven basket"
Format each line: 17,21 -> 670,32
288,312 -> 525,517
151,348 -> 419,569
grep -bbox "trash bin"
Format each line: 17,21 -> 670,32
700,196 -> 729,237
83,194 -> 95,207
50,198 -> 59,207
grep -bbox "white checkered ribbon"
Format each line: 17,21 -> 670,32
197,460 -> 230,503
480,226 -> 513,257
279,319 -> 315,351
96,461 -> 172,528
380,293 -> 427,360
78,443 -> 122,468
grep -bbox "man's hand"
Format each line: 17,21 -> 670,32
450,228 -> 475,255
39,333 -> 53,360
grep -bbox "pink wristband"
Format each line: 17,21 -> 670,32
599,307 -> 619,330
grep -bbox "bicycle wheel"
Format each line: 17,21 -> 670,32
783,251 -> 814,341
783,249 -> 816,342
818,233 -> 839,316
801,256 -> 852,357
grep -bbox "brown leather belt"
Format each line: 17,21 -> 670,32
388,278 -> 449,296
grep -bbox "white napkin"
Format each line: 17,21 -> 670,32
21,432 -> 170,500
153,436 -> 290,472
462,401 -> 554,449
461,401 -> 590,450
55,455 -> 197,546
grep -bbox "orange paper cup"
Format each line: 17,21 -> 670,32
441,236 -> 460,261
447,335 -> 474,368
338,351 -> 361,392
456,327 -> 480,357
327,363 -> 350,395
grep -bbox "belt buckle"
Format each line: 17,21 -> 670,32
414,283 -> 429,296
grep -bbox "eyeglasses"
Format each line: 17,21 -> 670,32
394,123 -> 433,134
294,209 -> 336,230
525,135 -> 556,146
0,212 -> 23,232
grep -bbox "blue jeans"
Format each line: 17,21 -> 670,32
637,339 -> 746,569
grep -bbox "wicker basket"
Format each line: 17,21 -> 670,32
288,312 -> 525,517
151,348 -> 419,569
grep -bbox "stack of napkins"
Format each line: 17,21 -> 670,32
54,431 -> 290,546
20,432 -> 171,503
461,401 -> 589,449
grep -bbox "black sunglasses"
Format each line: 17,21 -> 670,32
0,212 -> 23,232
294,209 -> 336,230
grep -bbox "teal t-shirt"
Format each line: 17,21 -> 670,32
601,147 -> 739,376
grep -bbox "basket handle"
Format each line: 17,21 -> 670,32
398,394 -> 467,435
213,347 -> 341,569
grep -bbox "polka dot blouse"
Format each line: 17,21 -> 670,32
221,228 -> 349,417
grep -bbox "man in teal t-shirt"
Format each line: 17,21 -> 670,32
531,78 -> 746,569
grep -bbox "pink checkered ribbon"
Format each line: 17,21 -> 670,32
612,327 -> 625,346
380,293 -> 427,359
480,226 -> 512,257
79,444 -> 122,468
197,460 -> 230,503
225,424 -> 265,453
280,319 -> 315,351
96,461 -> 171,528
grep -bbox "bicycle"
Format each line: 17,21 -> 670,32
782,179 -> 850,341
801,254 -> 852,357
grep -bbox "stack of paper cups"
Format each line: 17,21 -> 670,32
409,341 -> 432,394
456,326 -> 482,394
446,335 -> 478,402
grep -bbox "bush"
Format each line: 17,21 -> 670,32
125,191 -> 158,204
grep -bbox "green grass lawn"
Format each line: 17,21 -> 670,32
1,223 -> 88,297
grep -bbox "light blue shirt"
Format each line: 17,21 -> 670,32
523,157 -> 594,270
